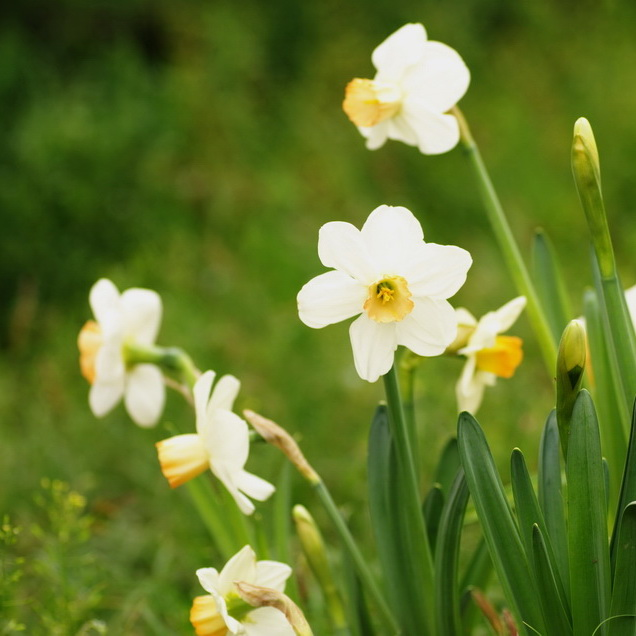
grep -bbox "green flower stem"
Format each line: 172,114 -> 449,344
123,343 -> 201,388
383,364 -> 435,634
453,107 -> 557,374
312,479 -> 400,635
398,349 -> 421,483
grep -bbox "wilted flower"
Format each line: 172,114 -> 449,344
191,545 -> 295,636
297,205 -> 472,382
343,23 -> 470,154
455,296 -> 526,413
155,371 -> 274,515
78,278 -> 165,427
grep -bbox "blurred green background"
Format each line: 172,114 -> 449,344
3,0 -> 636,632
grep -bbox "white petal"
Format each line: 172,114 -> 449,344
124,364 -> 165,427
243,607 -> 296,636
94,342 -> 125,382
236,471 -> 275,502
89,377 -> 125,417
318,221 -> 376,283
372,23 -> 428,79
89,279 -> 121,332
385,112 -> 418,147
206,410 -> 250,470
625,285 -> 636,324
194,371 -> 216,436
349,314 -> 397,382
209,374 -> 241,414
254,561 -> 292,593
360,121 -> 390,150
456,363 -> 495,414
360,205 -> 424,272
455,307 -> 477,328
405,243 -> 472,299
120,288 -> 162,344
396,297 -> 457,356
398,105 -> 461,155
214,461 -> 256,515
401,41 -> 470,113
297,270 -> 367,328
491,296 -> 527,333
219,545 -> 257,593
196,567 -> 221,595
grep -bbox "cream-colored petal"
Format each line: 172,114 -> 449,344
456,366 -> 495,414
491,296 -> 527,333
254,561 -> 292,593
89,377 -> 125,417
120,288 -> 162,345
318,221 -> 376,283
399,104 -> 461,155
208,374 -> 241,415
401,41 -> 470,113
297,270 -> 367,329
243,607 -> 296,636
372,23 -> 428,79
218,546 -> 257,594
215,464 -> 255,516
359,120 -> 390,150
125,364 -> 165,427
396,297 -> 457,356
360,205 -> 424,272
404,243 -> 472,300
349,314 -> 397,382
94,342 -> 125,382
455,307 -> 477,328
194,371 -> 216,436
236,471 -> 275,502
206,410 -> 250,470
89,279 -> 122,334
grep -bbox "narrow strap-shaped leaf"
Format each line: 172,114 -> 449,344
609,502 -> 636,633
531,524 -> 573,636
537,410 -> 570,600
532,228 -> 572,343
611,400 -> 636,569
567,390 -> 612,635
434,437 -> 461,496
458,412 -> 545,634
434,468 -> 470,636
423,484 -> 444,553
511,448 -> 569,619
341,552 -> 376,636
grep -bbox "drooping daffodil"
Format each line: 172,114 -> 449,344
297,204 -> 472,382
191,545 -> 295,636
78,278 -> 165,427
155,370 -> 274,515
454,296 -> 526,413
343,23 -> 470,154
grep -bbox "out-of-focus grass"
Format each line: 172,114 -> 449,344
2,0 -> 636,631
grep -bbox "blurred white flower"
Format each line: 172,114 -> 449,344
78,278 -> 165,427
343,23 -> 470,154
455,296 -> 526,413
297,205 -> 472,382
625,285 -> 636,323
191,545 -> 295,636
155,371 -> 274,515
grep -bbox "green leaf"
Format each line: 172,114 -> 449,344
532,228 -> 571,343
537,410 -> 569,601
434,437 -> 461,497
511,448 -> 569,620
423,484 -> 444,553
567,390 -> 611,635
609,502 -> 636,631
458,412 -> 545,634
531,525 -> 573,636
434,469 -> 469,636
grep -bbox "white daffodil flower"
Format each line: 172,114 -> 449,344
343,23 -> 470,154
155,371 -> 274,515
455,296 -> 526,414
77,278 -> 165,427
297,205 -> 472,383
190,545 -> 295,636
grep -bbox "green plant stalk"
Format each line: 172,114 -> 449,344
312,480 -> 400,636
383,365 -> 435,634
453,107 -> 557,374
398,349 -> 421,483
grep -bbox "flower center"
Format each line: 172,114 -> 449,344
475,335 -> 524,378
363,276 -> 414,323
77,320 -> 103,384
343,78 -> 402,127
190,595 -> 229,636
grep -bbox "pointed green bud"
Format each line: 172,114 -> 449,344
572,117 -> 615,278
292,505 -> 348,632
556,319 -> 587,457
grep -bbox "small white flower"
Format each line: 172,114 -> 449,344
155,371 -> 275,515
77,278 -> 165,427
455,296 -> 526,413
343,23 -> 470,154
190,545 -> 295,636
297,205 -> 472,382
